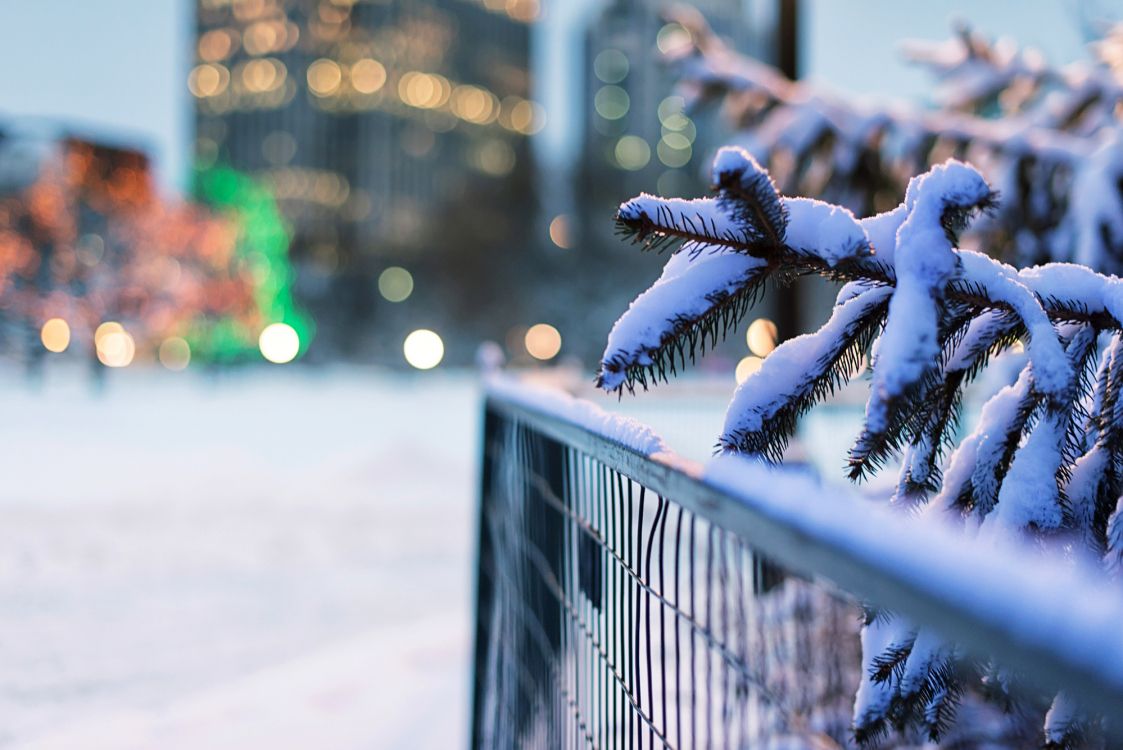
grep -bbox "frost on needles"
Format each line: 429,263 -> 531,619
597,146 -> 1123,748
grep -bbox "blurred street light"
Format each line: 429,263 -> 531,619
259,322 -> 300,364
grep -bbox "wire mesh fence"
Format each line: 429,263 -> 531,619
472,400 -> 862,749
471,387 -> 1123,749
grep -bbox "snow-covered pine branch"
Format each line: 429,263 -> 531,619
597,146 -> 1123,746
664,9 -> 1123,274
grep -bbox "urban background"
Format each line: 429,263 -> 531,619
0,0 -> 792,377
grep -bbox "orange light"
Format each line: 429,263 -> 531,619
350,59 -> 386,94
40,318 -> 70,353
735,356 -> 763,384
549,215 -> 571,249
525,323 -> 562,361
307,59 -> 342,97
746,318 -> 778,357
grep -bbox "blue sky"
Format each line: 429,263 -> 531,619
0,0 -> 1111,194
0,0 -> 188,190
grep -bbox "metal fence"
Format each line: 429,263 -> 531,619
470,383 -> 1123,749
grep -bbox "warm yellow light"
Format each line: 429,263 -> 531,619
452,85 -> 496,123
198,29 -> 234,62
735,356 -> 763,384
525,323 -> 562,361
242,58 -> 283,92
40,318 -> 70,353
159,337 -> 191,371
398,71 -> 449,109
403,329 -> 444,370
508,99 -> 544,134
94,321 -> 124,346
549,215 -> 571,249
307,59 -> 342,96
378,266 -> 414,302
506,0 -> 539,22
243,20 -> 281,55
747,318 -> 778,357
96,327 -> 136,368
189,64 -> 229,97
351,58 -> 387,94
259,323 -> 300,364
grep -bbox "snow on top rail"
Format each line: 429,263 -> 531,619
485,374 -> 670,457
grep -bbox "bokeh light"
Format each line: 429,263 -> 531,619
508,99 -> 544,134
94,321 -> 124,347
735,355 -> 763,384
159,337 -> 192,371
188,64 -> 230,98
549,215 -> 571,249
615,135 -> 651,170
525,323 -> 562,361
95,324 -> 136,368
595,86 -> 630,120
307,59 -> 342,96
40,318 -> 70,353
404,329 -> 444,370
594,49 -> 629,83
259,322 -> 300,364
656,22 -> 692,55
747,318 -> 779,357
350,58 -> 387,94
657,133 -> 692,168
378,266 -> 414,302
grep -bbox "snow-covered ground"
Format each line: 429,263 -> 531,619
0,365 -> 800,749
0,367 -> 479,749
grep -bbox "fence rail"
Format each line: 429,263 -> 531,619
470,380 -> 1123,748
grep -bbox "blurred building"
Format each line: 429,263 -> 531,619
580,0 -> 770,200
554,0 -> 785,364
192,0 -> 543,360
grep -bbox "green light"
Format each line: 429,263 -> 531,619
189,162 -> 314,362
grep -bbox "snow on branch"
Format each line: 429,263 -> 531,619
599,146 -> 1123,746
666,10 -> 1123,275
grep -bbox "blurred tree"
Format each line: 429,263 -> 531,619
671,12 -> 1123,274
0,135 -> 307,370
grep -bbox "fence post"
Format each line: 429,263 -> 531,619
469,402 -> 499,750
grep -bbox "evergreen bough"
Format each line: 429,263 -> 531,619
598,146 -> 1123,748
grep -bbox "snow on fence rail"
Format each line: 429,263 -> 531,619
471,377 -> 1123,748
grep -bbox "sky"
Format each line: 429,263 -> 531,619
0,0 -> 188,191
0,0 -> 1114,194
804,0 -> 1108,101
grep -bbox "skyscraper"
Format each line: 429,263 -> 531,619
192,0 -> 543,359
561,0 -> 777,364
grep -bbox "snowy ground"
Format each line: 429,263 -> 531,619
0,368 -> 478,749
0,365 -> 844,749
